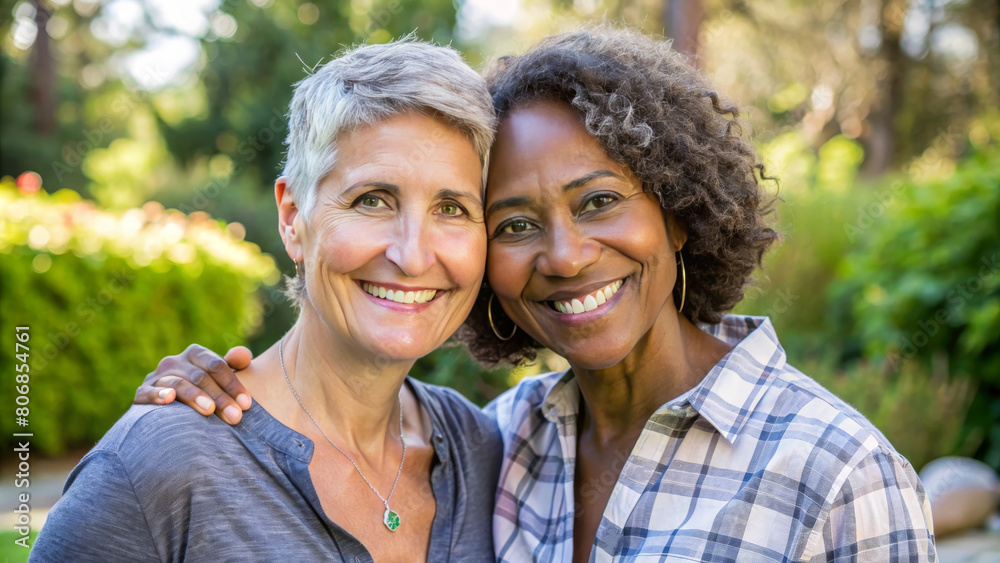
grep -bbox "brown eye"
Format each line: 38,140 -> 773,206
502,219 -> 535,235
581,194 -> 617,212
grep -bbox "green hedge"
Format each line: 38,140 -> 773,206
831,146 -> 1000,465
738,133 -> 999,469
0,181 -> 279,454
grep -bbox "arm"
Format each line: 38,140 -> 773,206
805,447 -> 936,562
133,344 -> 254,424
30,451 -> 160,562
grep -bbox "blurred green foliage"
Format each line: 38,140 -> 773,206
2,0 -> 999,473
803,359 -> 975,471
832,148 -> 1000,376
832,144 -> 1000,466
739,123 -> 1000,469
0,181 -> 280,454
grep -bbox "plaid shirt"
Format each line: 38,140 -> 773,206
485,316 -> 936,562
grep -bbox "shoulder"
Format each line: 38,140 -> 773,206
90,403 -> 248,477
751,364 -> 932,521
800,428 -> 935,559
759,363 -> 898,459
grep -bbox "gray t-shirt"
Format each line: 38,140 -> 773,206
30,378 -> 502,562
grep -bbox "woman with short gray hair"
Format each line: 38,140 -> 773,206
31,39 -> 501,562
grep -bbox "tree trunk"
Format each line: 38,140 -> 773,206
662,0 -> 704,66
30,0 -> 56,137
863,0 -> 907,177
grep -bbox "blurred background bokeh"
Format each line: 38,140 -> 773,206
0,0 -> 998,554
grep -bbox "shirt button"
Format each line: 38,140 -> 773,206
435,434 -> 444,443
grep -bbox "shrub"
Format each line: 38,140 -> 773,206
806,359 -> 976,471
831,145 -> 1000,464
0,181 -> 280,454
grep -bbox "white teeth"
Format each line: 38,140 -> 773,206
364,284 -> 437,304
554,279 -> 624,315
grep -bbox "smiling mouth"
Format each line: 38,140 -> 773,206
548,278 -> 625,314
362,282 -> 438,304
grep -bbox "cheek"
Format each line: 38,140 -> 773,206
486,242 -> 532,299
438,225 -> 488,286
620,205 -> 673,262
310,218 -> 385,275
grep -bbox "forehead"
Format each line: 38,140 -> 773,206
332,111 -> 482,189
486,100 -> 627,200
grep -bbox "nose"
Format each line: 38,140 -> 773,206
385,212 -> 435,278
535,220 -> 600,278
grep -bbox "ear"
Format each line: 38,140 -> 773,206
664,211 -> 689,253
275,177 -> 303,262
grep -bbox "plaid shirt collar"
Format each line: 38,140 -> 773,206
537,315 -> 784,444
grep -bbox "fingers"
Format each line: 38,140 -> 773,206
221,347 -> 254,411
224,346 -> 253,370
134,385 -> 176,405
133,343 -> 252,425
152,375 -> 216,415
154,374 -> 245,425
185,344 -> 252,413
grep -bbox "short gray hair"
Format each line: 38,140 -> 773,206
282,38 -> 496,218
281,38 -> 496,308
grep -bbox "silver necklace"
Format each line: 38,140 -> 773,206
278,338 -> 405,532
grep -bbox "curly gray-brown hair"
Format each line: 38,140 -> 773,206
459,26 -> 778,365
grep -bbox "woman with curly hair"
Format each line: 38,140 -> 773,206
134,28 -> 935,561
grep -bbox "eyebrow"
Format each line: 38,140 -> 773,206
347,181 -> 401,195
436,188 -> 482,205
563,170 -> 622,192
485,169 -> 623,217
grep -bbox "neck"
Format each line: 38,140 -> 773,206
571,311 -> 730,446
255,309 -> 415,454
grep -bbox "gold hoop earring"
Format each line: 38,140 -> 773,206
488,293 -> 517,341
677,252 -> 686,314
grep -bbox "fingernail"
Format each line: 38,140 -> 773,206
158,389 -> 171,400
237,394 -> 252,410
224,406 -> 241,423
195,396 -> 213,412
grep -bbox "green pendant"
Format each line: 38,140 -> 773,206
383,508 -> 400,531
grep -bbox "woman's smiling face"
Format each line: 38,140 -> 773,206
281,110 -> 487,362
485,100 -> 687,369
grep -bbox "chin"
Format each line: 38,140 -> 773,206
547,339 -> 632,372
376,340 -> 441,363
